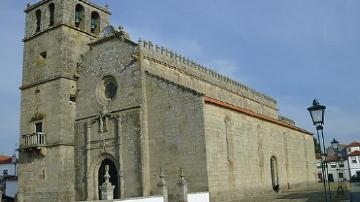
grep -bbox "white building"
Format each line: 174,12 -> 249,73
315,141 -> 360,183
325,155 -> 348,182
0,155 -> 18,199
345,141 -> 360,179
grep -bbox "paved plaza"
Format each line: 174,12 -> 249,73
236,183 -> 350,202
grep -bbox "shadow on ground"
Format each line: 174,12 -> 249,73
275,190 -> 349,202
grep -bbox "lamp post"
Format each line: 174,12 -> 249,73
331,138 -> 344,193
308,99 -> 331,202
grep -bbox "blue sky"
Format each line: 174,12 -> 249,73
0,0 -> 359,155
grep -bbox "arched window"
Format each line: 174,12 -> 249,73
35,9 -> 41,32
49,3 -> 55,26
91,11 -> 100,34
75,4 -> 85,29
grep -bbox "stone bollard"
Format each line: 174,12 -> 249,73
157,168 -> 168,202
177,168 -> 188,202
99,165 -> 115,200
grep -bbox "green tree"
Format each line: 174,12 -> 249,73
313,137 -> 321,154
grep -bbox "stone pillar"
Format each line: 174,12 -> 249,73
157,168 -> 168,202
116,116 -> 125,198
99,165 -> 115,200
177,168 -> 188,202
85,120 -> 92,200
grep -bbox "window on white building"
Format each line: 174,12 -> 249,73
351,157 -> 357,164
330,164 -> 336,168
339,163 -> 344,168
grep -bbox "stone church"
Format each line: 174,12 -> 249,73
18,0 -> 317,201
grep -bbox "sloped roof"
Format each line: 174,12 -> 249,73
346,141 -> 360,148
315,153 -> 322,160
348,150 -> 360,157
325,155 -> 341,162
0,155 -> 16,164
0,155 -> 11,164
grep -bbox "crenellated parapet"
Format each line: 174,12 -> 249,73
138,38 -> 277,110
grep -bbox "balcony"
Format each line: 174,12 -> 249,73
20,132 -> 46,150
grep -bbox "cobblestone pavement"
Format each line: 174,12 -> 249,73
235,183 -> 350,202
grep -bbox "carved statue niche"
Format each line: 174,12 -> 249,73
98,106 -> 110,133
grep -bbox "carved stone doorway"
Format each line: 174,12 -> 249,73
98,159 -> 119,199
270,156 -> 279,191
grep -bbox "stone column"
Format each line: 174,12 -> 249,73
157,168 -> 168,202
85,120 -> 92,200
116,116 -> 125,198
177,168 -> 188,202
99,165 -> 115,200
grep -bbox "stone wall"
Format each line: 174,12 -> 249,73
74,37 -> 143,200
18,146 -> 75,202
19,1 -> 111,201
203,102 -> 317,202
143,73 -> 209,198
139,40 -> 278,119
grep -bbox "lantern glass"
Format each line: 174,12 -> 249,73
307,99 -> 326,125
331,138 -> 339,151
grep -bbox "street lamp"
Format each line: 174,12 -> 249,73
308,99 -> 326,127
331,138 -> 339,152
331,138 -> 345,193
308,99 -> 331,202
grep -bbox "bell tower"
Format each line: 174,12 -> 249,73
18,0 -> 110,201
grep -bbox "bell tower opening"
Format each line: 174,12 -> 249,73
98,159 -> 119,199
75,4 -> 85,29
35,9 -> 41,32
48,3 -> 55,26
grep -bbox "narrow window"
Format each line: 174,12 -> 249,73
91,11 -> 100,34
35,10 -> 42,32
70,94 -> 76,103
40,51 -> 47,59
49,3 -> 55,26
35,122 -> 43,133
75,4 -> 85,29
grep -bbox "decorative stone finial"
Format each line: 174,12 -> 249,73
27,2 -> 31,8
177,167 -> 188,202
157,167 -> 168,202
104,165 -> 110,184
99,165 -> 115,200
179,167 -> 185,178
118,25 -> 124,31
159,167 -> 165,179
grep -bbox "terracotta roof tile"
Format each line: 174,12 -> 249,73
346,141 -> 360,148
0,155 -> 11,163
315,153 -> 322,160
0,155 -> 17,164
325,155 -> 341,162
348,150 -> 360,157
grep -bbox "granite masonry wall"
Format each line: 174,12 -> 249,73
203,103 -> 317,202
143,72 -> 209,199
